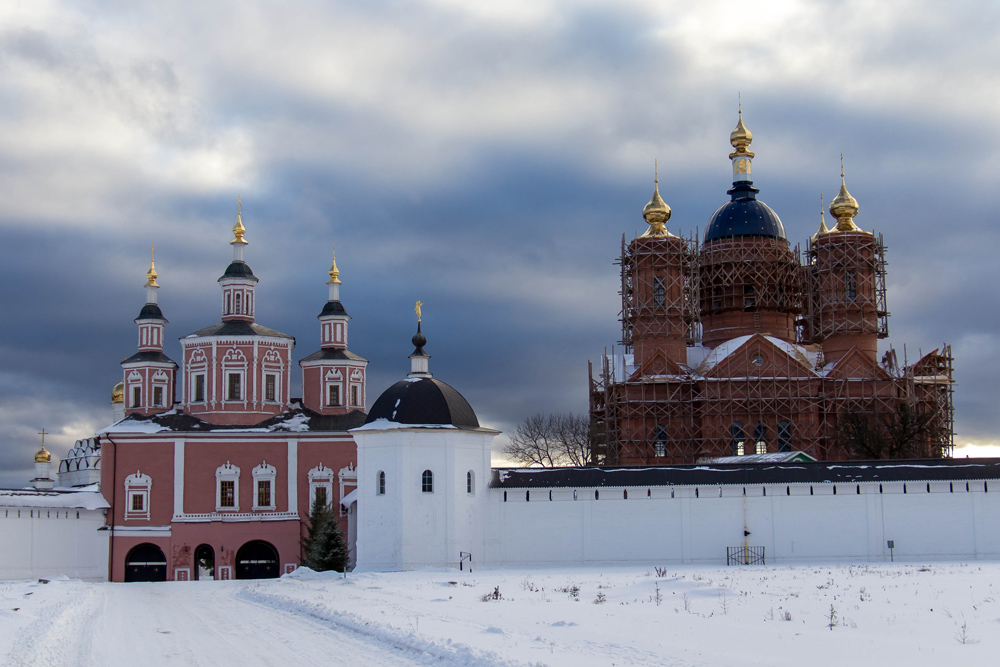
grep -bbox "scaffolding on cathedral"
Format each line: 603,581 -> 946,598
589,230 -> 954,466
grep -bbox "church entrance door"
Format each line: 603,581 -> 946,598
194,544 -> 215,580
124,543 -> 167,582
235,540 -> 279,579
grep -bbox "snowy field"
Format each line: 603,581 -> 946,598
1,562 -> 997,666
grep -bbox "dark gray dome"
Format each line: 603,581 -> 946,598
319,300 -> 348,317
219,261 -> 258,282
704,181 -> 785,242
365,377 -> 479,428
135,303 -> 165,321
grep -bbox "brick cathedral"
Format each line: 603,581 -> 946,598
589,112 -> 954,465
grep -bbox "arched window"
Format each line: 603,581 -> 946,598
754,422 -> 768,455
731,422 -> 745,456
466,470 -> 475,495
845,271 -> 857,300
225,293 -> 231,314
234,292 -> 242,315
377,470 -> 386,496
653,276 -> 665,307
778,421 -> 792,452
421,469 -> 433,493
654,425 -> 667,457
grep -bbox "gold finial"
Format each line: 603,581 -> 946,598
415,300 -> 423,322
35,429 -> 51,463
729,96 -> 754,159
327,242 -> 342,285
144,245 -> 159,287
231,197 -> 247,244
641,160 -> 673,237
829,153 -> 864,232
812,193 -> 830,242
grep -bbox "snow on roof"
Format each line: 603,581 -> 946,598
352,418 -> 458,431
340,489 -> 358,506
707,451 -> 818,464
697,335 -> 819,375
0,486 -> 108,510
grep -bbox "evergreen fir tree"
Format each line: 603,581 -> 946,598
301,496 -> 349,572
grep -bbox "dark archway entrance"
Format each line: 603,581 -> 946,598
194,544 -> 215,581
124,543 -> 167,582
235,540 -> 279,579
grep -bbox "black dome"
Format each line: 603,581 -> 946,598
135,303 -> 165,321
319,300 -> 348,317
704,181 -> 785,242
219,261 -> 258,282
365,377 -> 480,428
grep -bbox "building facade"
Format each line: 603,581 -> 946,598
101,207 -> 366,582
589,113 -> 954,465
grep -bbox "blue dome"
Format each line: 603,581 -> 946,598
704,182 -> 785,242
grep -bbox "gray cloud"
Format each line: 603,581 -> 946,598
0,0 -> 997,486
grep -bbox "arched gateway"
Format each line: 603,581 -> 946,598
124,543 -> 167,582
235,540 -> 279,579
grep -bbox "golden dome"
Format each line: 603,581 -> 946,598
729,111 -> 755,159
641,183 -> 674,238
112,380 -> 124,404
811,194 -> 830,243
327,243 -> 342,285
35,444 -> 51,464
829,155 -> 865,233
232,197 -> 247,244
144,246 -> 158,287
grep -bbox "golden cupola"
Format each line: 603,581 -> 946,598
145,247 -> 158,287
112,380 -> 124,404
811,194 -> 830,243
829,155 -> 867,233
640,162 -> 675,237
729,111 -> 755,159
34,442 -> 51,464
232,197 -> 247,245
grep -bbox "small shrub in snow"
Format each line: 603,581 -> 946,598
481,586 -> 502,602
955,621 -> 978,645
654,567 -> 668,578
782,610 -> 792,621
827,604 -> 838,630
594,592 -> 607,604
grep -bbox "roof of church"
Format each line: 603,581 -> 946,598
219,260 -> 258,281
0,486 -> 108,510
100,401 -> 365,434
122,350 -> 177,365
491,459 -> 1000,489
185,321 -> 294,340
136,303 -> 165,320
365,377 -> 480,429
299,348 -> 367,362
319,300 -> 349,317
704,182 -> 785,242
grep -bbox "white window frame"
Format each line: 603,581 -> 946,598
151,370 -> 169,407
221,349 -> 247,404
127,370 -> 143,408
262,350 -> 283,404
252,461 -> 277,511
308,464 -> 334,509
124,470 -> 152,520
324,368 -> 343,407
215,461 -> 240,512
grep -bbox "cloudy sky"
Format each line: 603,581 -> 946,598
1,0 -> 998,486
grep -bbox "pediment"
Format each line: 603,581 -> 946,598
702,334 -> 816,379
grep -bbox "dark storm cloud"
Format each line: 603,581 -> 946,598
1,0 -> 999,485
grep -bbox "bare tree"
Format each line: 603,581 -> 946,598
834,402 -> 943,459
503,413 -> 597,467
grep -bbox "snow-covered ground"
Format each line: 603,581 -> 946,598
1,563 -> 997,666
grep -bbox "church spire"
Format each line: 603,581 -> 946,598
829,154 -> 866,233
327,243 -> 342,302
144,246 -> 159,306
408,302 -> 431,378
729,96 -> 755,184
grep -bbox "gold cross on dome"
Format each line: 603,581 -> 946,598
38,428 -> 48,446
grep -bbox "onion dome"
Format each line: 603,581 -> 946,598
327,245 -> 342,285
144,248 -> 158,288
34,441 -> 51,464
811,194 -> 830,243
829,155 -> 865,233
232,197 -> 247,244
112,380 -> 124,404
704,107 -> 785,242
640,166 -> 675,238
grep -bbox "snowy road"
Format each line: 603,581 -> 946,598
1,579 -> 503,667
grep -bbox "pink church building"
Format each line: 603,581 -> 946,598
101,206 -> 366,582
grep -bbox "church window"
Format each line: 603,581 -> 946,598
132,386 -> 141,408
653,277 -> 665,307
654,425 -> 667,457
421,470 -> 433,493
377,470 -> 386,496
193,374 -> 205,402
314,486 -> 327,507
754,422 -> 768,455
220,481 -> 235,507
264,374 -> 276,402
257,480 -> 271,508
744,285 -> 756,311
846,271 -> 857,300
215,461 -> 240,511
228,373 -> 241,400
308,464 -> 334,508
328,384 -> 340,407
351,385 -> 359,406
252,461 -> 277,511
778,421 -> 792,452
153,386 -> 163,407
467,470 -> 475,495
225,293 -> 231,315
731,422 -> 745,456
124,471 -> 152,521
234,292 -> 242,314
713,286 -> 722,311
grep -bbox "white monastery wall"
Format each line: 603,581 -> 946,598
0,507 -> 109,581
485,481 -> 1000,566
